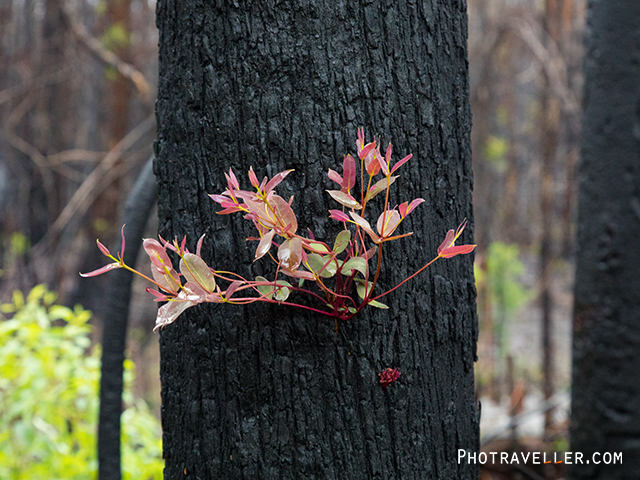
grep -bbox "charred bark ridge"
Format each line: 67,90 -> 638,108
155,1 -> 478,479
570,1 -> 640,479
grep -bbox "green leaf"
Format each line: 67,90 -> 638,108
306,253 -> 337,278
368,299 -> 389,309
307,241 -> 331,254
274,280 -> 292,302
255,276 -> 273,299
356,281 -> 374,299
341,256 -> 368,277
333,230 -> 351,254
180,253 -> 216,292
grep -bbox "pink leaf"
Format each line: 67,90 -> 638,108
270,194 -> 298,235
349,212 -> 380,243
248,166 -> 259,188
79,262 -> 121,277
326,190 -> 362,210
196,234 -> 206,257
327,169 -> 343,186
329,209 -> 350,223
278,237 -> 303,271
376,210 -> 401,238
437,229 -> 455,255
343,154 -> 356,191
376,150 -> 389,176
119,224 -> 126,258
390,153 -> 412,174
225,168 -> 240,190
143,239 -> 172,274
96,239 -> 111,257
225,280 -> 244,299
255,229 -> 276,261
264,169 -> 294,193
438,244 -> 476,259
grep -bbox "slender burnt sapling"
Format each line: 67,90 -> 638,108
82,129 -> 475,342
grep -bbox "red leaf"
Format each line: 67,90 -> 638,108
343,154 -> 356,191
390,153 -> 412,174
438,244 -> 476,259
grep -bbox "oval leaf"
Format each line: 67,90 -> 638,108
274,280 -> 292,302
180,253 -> 216,292
278,237 -> 303,271
341,256 -> 368,277
333,230 -> 351,254
255,229 -> 276,261
255,276 -> 273,299
326,190 -> 362,210
306,253 -> 337,278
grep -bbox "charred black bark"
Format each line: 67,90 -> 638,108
570,1 -> 640,479
98,157 -> 157,480
155,1 -> 478,478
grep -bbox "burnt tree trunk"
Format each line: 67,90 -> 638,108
155,1 -> 478,478
570,1 -> 640,478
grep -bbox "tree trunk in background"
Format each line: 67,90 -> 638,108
540,0 -> 561,437
570,1 -> 640,478
155,1 -> 478,478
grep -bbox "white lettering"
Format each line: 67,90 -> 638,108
575,452 -> 583,464
478,452 -> 487,464
614,452 -> 622,463
510,452 -> 519,464
458,450 -> 466,463
521,452 -> 530,463
593,452 -> 601,464
532,452 -> 540,464
564,452 -> 572,464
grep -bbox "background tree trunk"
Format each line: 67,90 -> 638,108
155,1 -> 478,478
570,1 -> 640,478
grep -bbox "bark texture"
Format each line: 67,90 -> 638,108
570,1 -> 640,478
155,1 -> 478,478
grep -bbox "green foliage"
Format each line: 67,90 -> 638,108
484,242 -> 529,313
484,135 -> 508,172
0,285 -> 163,479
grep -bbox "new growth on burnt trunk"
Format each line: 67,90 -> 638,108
91,1 -> 479,478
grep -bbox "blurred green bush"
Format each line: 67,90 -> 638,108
0,285 -> 163,479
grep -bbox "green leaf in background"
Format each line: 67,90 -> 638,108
0,285 -> 164,479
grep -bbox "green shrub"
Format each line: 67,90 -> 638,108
0,285 -> 163,479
